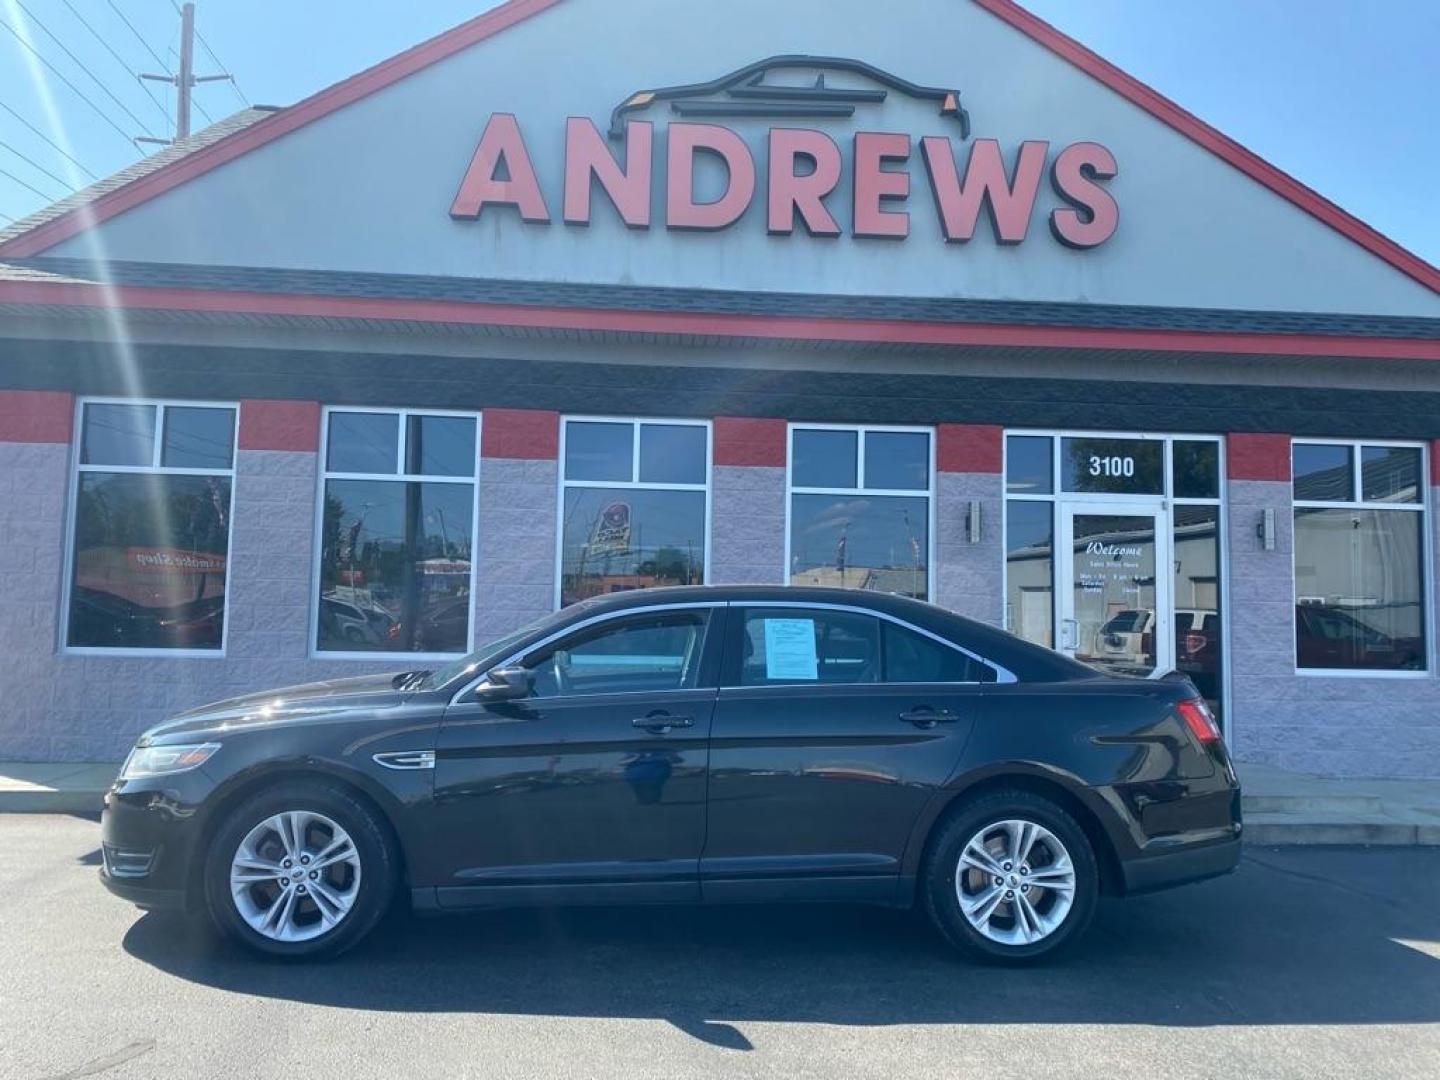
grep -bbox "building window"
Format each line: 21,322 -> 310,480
787,425 -> 932,600
558,417 -> 710,606
66,400 -> 237,652
1293,441 -> 1428,673
316,409 -> 478,655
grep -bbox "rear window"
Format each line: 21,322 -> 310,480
1101,611 -> 1148,633
738,609 -> 993,686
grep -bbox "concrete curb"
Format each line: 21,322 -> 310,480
0,763 -> 114,815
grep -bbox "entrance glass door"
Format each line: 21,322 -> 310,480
1058,503 -> 1173,678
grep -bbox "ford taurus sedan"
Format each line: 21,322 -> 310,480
100,585 -> 1241,964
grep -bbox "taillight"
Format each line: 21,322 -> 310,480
1176,698 -> 1222,744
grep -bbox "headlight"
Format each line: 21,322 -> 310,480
118,743 -> 220,780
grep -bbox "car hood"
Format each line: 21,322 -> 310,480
141,672 -> 416,743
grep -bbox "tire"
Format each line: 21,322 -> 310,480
922,789 -> 1099,965
203,779 -> 398,960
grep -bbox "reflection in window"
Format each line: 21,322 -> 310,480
560,419 -> 709,606
1005,435 -> 1052,495
1174,505 -> 1223,720
1005,501 -> 1052,648
788,427 -> 931,600
1292,443 -> 1353,502
318,410 -> 477,654
1295,509 -> 1425,671
67,401 -> 235,650
1060,436 -> 1164,495
1172,441 -> 1220,499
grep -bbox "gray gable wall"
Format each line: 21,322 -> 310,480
43,0 -> 1440,319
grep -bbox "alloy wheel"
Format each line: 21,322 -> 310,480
954,818 -> 1077,946
228,810 -> 363,943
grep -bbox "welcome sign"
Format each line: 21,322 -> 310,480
450,56 -> 1118,249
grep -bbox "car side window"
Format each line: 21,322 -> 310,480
524,611 -> 708,698
738,609 -> 881,686
882,622 -> 995,683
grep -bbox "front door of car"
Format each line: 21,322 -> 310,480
703,604 -> 989,902
426,604 -> 721,905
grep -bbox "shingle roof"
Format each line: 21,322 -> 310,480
0,107 -> 278,249
3,255 -> 1437,339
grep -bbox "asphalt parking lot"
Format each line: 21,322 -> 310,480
2,814 -> 1438,1080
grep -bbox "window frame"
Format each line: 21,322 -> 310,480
312,405 -> 481,661
1290,437 -> 1432,679
61,396 -> 239,658
784,423 -> 937,600
554,415 -> 713,609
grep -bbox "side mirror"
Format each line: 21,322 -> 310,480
474,664 -> 532,702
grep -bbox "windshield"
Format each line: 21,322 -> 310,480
424,605 -> 581,689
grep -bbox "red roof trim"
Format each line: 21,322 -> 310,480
974,0 -> 1440,295
0,0 -> 565,259
3,279 -> 1437,359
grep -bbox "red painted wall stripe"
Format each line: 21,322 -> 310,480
0,390 -> 72,443
1,280 -> 1436,360
238,399 -> 321,452
713,416 -> 786,467
482,408 -> 558,459
0,0 -> 565,259
1227,432 -> 1291,482
937,423 -> 1003,473
974,0 -> 1440,295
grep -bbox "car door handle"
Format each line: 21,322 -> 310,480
899,707 -> 958,729
632,712 -> 694,733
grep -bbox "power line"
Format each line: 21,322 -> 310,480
0,100 -> 98,181
0,207 -> 16,224
0,137 -> 73,191
105,0 -> 171,76
0,14 -> 139,148
58,0 -> 171,125
0,162 -> 60,202
13,0 -> 158,138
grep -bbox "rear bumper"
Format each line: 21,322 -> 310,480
1120,835 -> 1241,895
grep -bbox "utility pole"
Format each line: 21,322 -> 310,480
138,3 -> 235,146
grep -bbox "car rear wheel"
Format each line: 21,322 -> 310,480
923,789 -> 1098,964
204,780 -> 397,959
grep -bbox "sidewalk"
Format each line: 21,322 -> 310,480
2,760 -> 1438,843
0,762 -> 116,814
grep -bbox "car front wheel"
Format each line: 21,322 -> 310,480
204,780 -> 397,959
923,789 -> 1099,964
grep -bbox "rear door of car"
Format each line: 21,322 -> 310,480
701,602 -> 992,903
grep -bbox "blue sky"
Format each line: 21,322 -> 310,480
0,0 -> 1436,266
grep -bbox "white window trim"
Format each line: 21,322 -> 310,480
555,416 -> 713,609
999,429 -> 1232,735
311,406 -> 482,661
1290,437 -> 1433,678
61,396 -> 239,658
784,422 -> 937,601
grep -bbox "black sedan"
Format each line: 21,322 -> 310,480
101,585 -> 1241,964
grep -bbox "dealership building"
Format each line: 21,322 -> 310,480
1,0 -> 1437,774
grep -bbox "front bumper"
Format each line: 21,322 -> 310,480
98,777 -> 209,912
98,866 -> 187,912
1120,834 -> 1242,895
